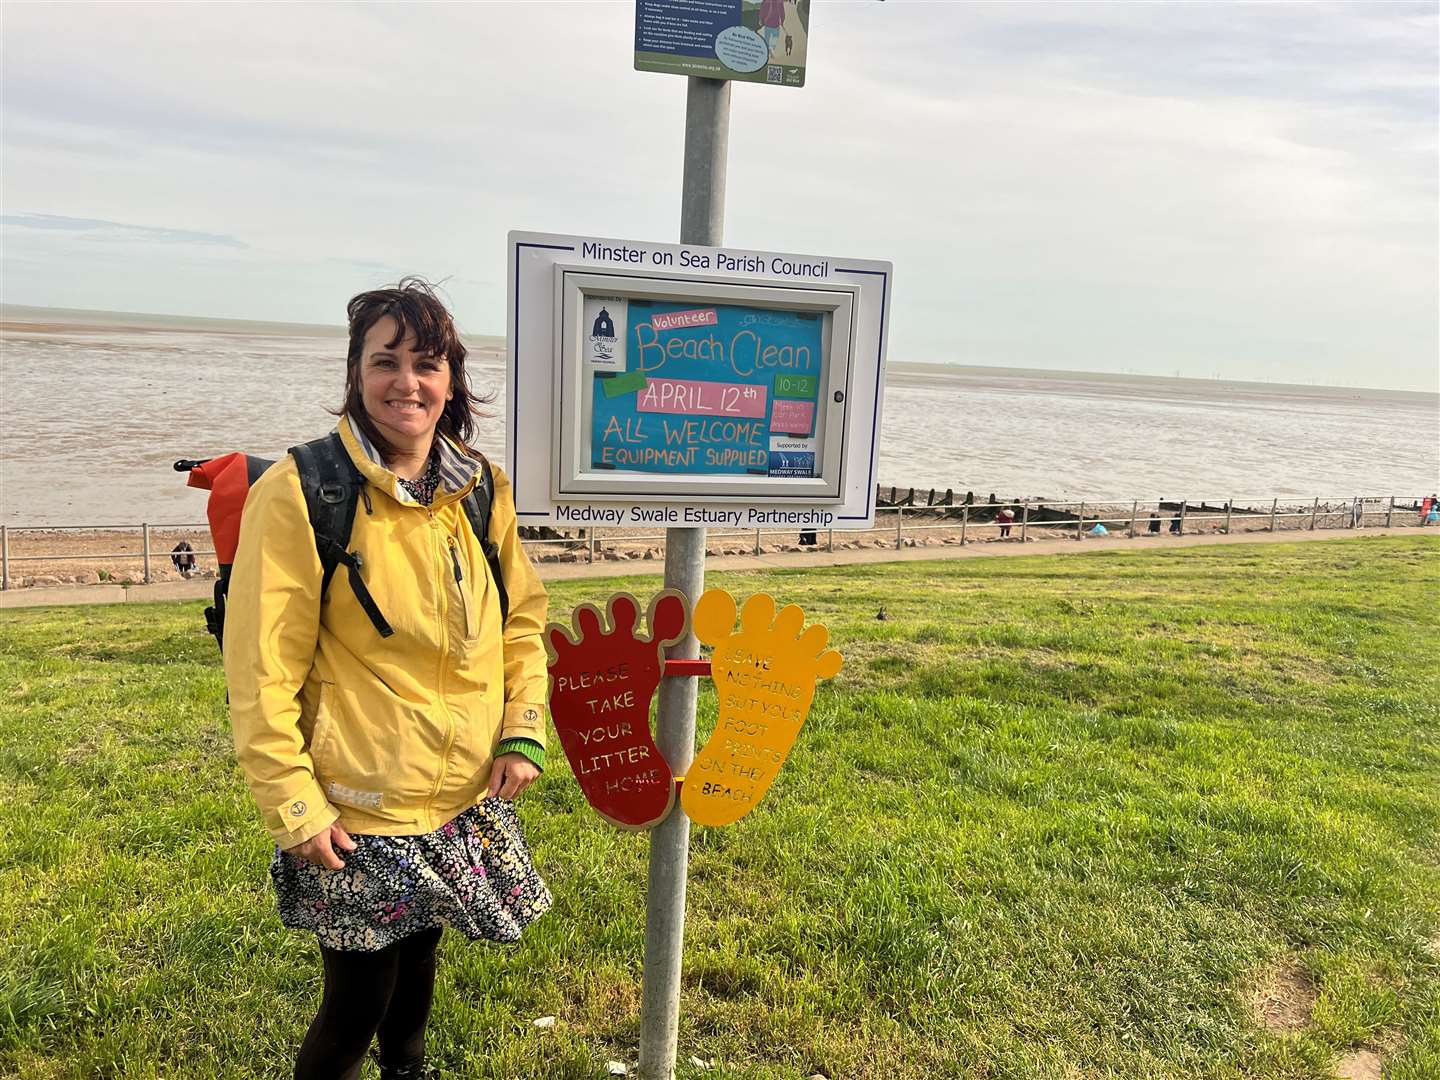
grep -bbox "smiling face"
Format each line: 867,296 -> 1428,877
358,315 -> 453,454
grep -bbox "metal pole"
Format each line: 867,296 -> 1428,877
1020,500 -> 1030,542
1386,496 -> 1395,528
895,506 -> 903,549
1075,502 -> 1084,541
754,529 -> 762,556
1177,501 -> 1187,537
827,528 -> 834,553
678,77 -> 730,243
1,525 -> 8,590
1309,497 -> 1319,531
1224,499 -> 1233,535
640,72 -> 729,1080
588,531 -> 597,564
1128,500 -> 1137,538
960,506 -> 968,545
1270,498 -> 1278,532
640,527 -> 704,1080
142,523 -> 152,584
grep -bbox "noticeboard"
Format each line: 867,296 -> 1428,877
557,272 -> 853,504
586,299 -> 823,480
508,231 -> 892,530
635,0 -> 809,88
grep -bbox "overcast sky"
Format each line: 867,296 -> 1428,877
2,1 -> 1436,390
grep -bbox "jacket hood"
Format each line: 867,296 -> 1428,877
340,415 -> 480,509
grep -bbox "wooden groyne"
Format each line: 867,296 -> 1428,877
3,493 -> 1432,589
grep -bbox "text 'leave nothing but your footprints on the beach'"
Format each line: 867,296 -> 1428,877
682,590 -> 843,828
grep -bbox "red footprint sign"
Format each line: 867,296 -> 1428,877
545,591 -> 688,830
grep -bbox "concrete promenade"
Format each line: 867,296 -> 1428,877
2,526 -> 1432,610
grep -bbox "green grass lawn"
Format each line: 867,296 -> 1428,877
2,537 -> 1438,1079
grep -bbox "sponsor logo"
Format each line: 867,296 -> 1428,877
590,308 -> 617,361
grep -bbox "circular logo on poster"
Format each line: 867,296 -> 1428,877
715,26 -> 768,74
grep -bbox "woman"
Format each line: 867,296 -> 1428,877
224,279 -> 551,1079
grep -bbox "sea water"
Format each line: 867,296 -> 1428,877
1,306 -> 1436,526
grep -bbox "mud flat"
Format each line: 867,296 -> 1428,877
1,506 -> 1412,590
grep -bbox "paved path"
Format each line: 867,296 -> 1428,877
3,527 -> 1432,610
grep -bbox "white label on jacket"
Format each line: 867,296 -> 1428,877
326,781 -> 384,810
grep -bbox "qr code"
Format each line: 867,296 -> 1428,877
766,65 -> 783,84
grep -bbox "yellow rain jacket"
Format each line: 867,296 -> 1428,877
223,420 -> 548,849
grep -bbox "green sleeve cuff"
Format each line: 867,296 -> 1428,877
497,738 -> 545,771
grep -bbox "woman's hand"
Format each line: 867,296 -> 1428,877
284,822 -> 357,870
486,752 -> 540,800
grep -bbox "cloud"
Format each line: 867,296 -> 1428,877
1,212 -> 246,248
0,2 -> 1434,390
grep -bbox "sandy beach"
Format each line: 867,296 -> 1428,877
2,502 -> 1418,591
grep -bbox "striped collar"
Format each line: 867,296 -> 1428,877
345,415 -> 479,506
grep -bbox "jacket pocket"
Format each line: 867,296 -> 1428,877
442,696 -> 503,807
309,682 -> 337,771
314,678 -> 443,814
448,536 -> 481,641
310,681 -> 397,807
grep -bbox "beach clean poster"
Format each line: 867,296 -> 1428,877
588,299 -> 824,479
634,0 -> 809,88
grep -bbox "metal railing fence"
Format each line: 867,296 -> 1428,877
2,494 -> 1434,589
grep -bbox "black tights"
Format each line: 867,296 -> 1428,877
294,927 -> 443,1080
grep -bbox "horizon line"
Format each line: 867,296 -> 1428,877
2,301 -> 1435,399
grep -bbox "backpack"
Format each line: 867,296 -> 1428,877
177,432 -> 507,653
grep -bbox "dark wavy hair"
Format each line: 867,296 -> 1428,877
337,277 -> 493,461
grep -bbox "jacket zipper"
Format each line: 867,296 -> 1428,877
427,513 -> 456,829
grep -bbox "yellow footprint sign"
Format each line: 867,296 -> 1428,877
681,590 -> 842,827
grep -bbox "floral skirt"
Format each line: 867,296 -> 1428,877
270,798 -> 552,952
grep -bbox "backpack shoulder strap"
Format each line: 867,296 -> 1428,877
460,455 -> 509,625
289,434 -> 354,595
289,433 -> 393,638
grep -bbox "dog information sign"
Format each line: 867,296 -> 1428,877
635,0 -> 809,89
507,230 -> 892,530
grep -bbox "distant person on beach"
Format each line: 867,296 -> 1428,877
997,506 -> 1015,538
170,541 -> 197,577
1169,510 -> 1182,535
223,279 -> 550,1078
1148,512 -> 1161,535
